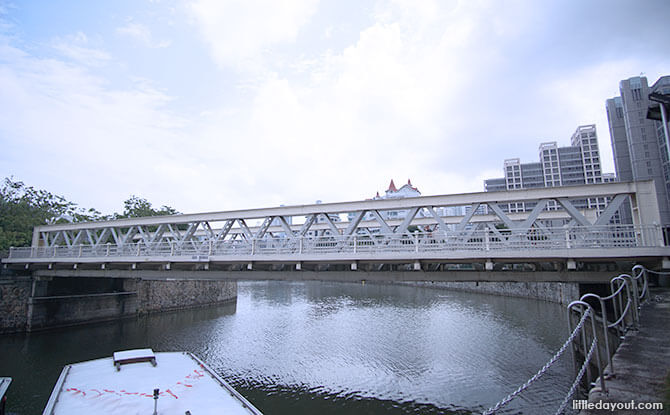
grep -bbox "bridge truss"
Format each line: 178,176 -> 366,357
4,181 -> 668,271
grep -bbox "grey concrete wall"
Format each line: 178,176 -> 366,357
0,277 -> 32,334
405,281 -> 580,305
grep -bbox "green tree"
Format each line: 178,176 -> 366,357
115,195 -> 178,219
0,178 -> 179,253
0,178 -> 102,252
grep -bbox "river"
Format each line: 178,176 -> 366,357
0,280 -> 574,414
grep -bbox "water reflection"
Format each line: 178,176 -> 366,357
0,280 -> 573,415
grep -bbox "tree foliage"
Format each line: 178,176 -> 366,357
0,178 -> 178,252
115,195 -> 177,219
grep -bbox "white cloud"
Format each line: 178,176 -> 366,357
188,0 -> 318,69
117,21 -> 171,48
51,32 -> 111,67
3,0 -> 670,215
0,36 -> 187,213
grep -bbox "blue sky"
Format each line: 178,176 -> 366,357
1,0 -> 669,214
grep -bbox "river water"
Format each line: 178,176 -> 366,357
0,280 -> 575,414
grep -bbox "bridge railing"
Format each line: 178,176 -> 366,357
6,224 -> 663,261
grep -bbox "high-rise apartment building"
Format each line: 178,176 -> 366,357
484,125 -> 609,214
605,75 -> 670,238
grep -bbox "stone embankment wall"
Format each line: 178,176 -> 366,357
0,277 -> 32,333
408,281 -> 580,305
0,276 -> 237,333
129,278 -> 238,313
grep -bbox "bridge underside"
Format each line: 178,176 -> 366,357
31,267 -> 635,284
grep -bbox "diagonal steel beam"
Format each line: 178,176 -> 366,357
344,211 -> 365,236
370,210 -> 393,234
137,226 -> 151,245
86,230 -> 96,246
456,203 -> 481,231
427,207 -> 448,235
518,199 -> 548,230
321,214 -> 341,236
62,231 -> 72,247
150,224 -> 167,243
594,194 -> 629,226
255,217 -> 272,239
180,222 -> 200,244
277,216 -> 296,238
71,230 -> 84,246
237,219 -> 253,240
486,203 -> 516,229
203,222 -> 215,239
395,207 -> 420,235
167,224 -> 182,241
557,198 -> 592,227
96,228 -> 111,246
120,226 -> 138,246
214,220 -> 234,245
299,214 -> 317,236
110,228 -> 121,246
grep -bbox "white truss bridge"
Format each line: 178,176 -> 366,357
4,181 -> 669,271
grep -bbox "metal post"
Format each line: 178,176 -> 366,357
208,239 -> 213,256
106,242 -> 110,256
136,243 -> 140,256
414,233 -> 419,253
170,241 -> 174,256
353,236 -> 357,253
484,229 -> 490,251
565,227 -> 571,249
659,100 -> 670,168
299,236 -> 303,254
251,238 -> 256,255
78,245 -> 82,258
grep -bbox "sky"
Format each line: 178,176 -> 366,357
1,0 -> 669,215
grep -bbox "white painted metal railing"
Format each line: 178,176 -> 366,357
7,224 -> 663,261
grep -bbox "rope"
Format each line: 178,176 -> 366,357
554,338 -> 598,415
645,269 -> 670,275
482,309 -> 591,415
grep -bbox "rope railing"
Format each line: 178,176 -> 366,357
483,264 -> 653,414
482,309 -> 592,415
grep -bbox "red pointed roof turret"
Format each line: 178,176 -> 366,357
387,179 -> 397,192
407,178 -> 412,186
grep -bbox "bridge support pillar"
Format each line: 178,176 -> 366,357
296,262 -> 302,271
351,262 -> 357,271
164,262 -> 171,271
662,256 -> 670,270
485,260 -> 493,271
100,263 -> 105,270
567,259 -> 577,270
413,261 -> 421,271
247,262 -> 253,270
